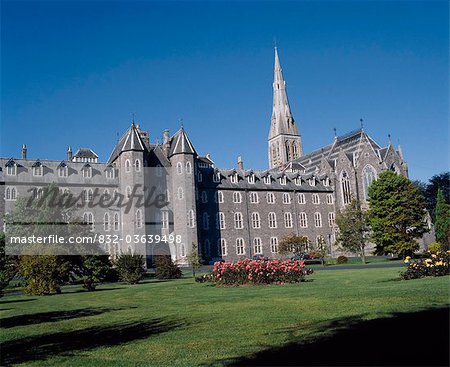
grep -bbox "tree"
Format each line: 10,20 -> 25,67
187,242 -> 202,277
435,189 -> 450,248
279,234 -> 309,257
115,254 -> 146,284
73,255 -> 112,291
153,255 -> 182,280
335,199 -> 369,263
315,236 -> 328,266
0,232 -> 17,297
368,171 -> 429,258
422,172 -> 450,221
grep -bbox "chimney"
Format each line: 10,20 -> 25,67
22,144 -> 27,159
397,144 -> 404,160
67,146 -> 73,161
237,156 -> 244,171
163,129 -> 170,156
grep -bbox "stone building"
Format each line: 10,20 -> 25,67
0,49 -> 410,265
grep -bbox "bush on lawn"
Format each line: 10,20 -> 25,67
428,242 -> 443,254
401,250 -> 450,280
336,255 -> 348,264
154,255 -> 182,280
75,255 -> 112,291
115,254 -> 145,284
209,258 -> 313,286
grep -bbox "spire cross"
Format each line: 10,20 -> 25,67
130,112 -> 136,125
360,118 -> 364,130
333,127 -> 337,138
179,118 -> 184,129
388,133 -> 392,144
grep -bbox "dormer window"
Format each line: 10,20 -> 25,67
309,177 -> 316,186
294,177 -> 301,186
6,162 -> 17,176
213,172 -> 221,183
248,174 -> 255,184
323,178 -> 330,186
82,165 -> 92,178
230,173 -> 238,184
105,167 -> 115,179
280,176 -> 287,185
264,175 -> 271,185
32,162 -> 43,177
58,164 -> 68,177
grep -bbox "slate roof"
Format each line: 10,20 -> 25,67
169,128 -> 196,156
108,123 -> 147,163
74,148 -> 98,159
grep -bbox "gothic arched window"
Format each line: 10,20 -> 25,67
340,170 -> 352,205
362,165 -> 377,200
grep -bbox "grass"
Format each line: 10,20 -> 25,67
1,267 -> 449,367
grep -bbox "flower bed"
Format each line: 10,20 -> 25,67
401,250 -> 450,280
203,259 -> 313,286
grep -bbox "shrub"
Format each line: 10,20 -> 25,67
428,242 -> 443,254
195,273 -> 214,283
115,254 -> 145,284
19,255 -> 71,295
336,255 -> 348,264
210,258 -> 313,286
154,255 -> 182,280
0,233 -> 17,297
75,256 -> 111,291
401,250 -> 450,280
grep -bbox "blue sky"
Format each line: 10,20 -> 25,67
1,1 -> 448,182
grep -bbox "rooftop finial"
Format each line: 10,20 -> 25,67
179,118 -> 184,129
273,36 -> 277,49
131,112 -> 135,126
333,127 -> 337,139
388,133 -> 392,144
360,118 -> 364,130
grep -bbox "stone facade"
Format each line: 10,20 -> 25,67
0,49 -> 413,265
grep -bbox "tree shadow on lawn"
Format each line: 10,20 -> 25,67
0,298 -> 37,305
222,307 -> 449,366
0,306 -> 136,329
1,317 -> 185,366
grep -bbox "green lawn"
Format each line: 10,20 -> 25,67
1,267 -> 449,367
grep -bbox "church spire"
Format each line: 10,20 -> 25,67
268,48 -> 303,169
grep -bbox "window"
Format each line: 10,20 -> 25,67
268,212 -> 277,228
114,213 -> 120,231
249,192 -> 259,203
83,189 -> 93,202
198,171 -> 202,182
162,211 -> 169,229
33,163 -> 43,177
187,210 -> 195,228
104,213 -> 110,231
299,212 -> 308,228
234,212 -> 243,229
58,165 -> 68,177
283,193 -> 291,204
316,235 -> 325,248
217,212 -> 226,229
82,166 -> 92,178
280,176 -> 287,185
264,175 -> 271,185
204,239 -> 211,256
341,171 -> 352,205
201,191 -> 208,203
186,161 -> 192,174
362,165 -> 377,200
180,243 -> 186,257
6,163 -> 16,176
125,159 -> 131,172
135,159 -> 141,172
248,175 -> 255,184
267,193 -> 275,204
213,172 -> 221,183
328,212 -> 335,227
251,212 -> 261,229
233,191 -> 242,203
219,239 -> 227,256
253,238 -> 262,255
136,209 -> 143,228
284,212 -> 293,228
126,186 -> 132,198
5,187 -> 17,201
312,194 -> 320,204
83,212 -> 94,230
298,193 -> 306,204
294,177 -> 302,186
323,178 -> 330,186
215,191 -> 224,203
236,238 -> 245,255
327,194 -> 334,205
309,177 -> 316,186
270,237 -> 279,253
230,173 -> 238,184
202,213 -> 210,230
177,187 -> 184,200
176,162 -> 183,175
314,212 -> 322,228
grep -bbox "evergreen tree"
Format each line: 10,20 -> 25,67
368,171 -> 429,258
435,189 -> 450,248
335,199 -> 369,264
187,242 -> 202,277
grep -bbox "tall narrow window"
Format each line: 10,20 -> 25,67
327,194 -> 334,205
114,213 -> 120,231
177,187 -> 184,200
253,238 -> 262,254
362,165 -> 377,200
341,170 -> 352,205
135,159 -> 141,172
236,238 -> 245,255
284,212 -> 293,228
126,186 -> 132,198
125,159 -> 131,172
215,191 -> 224,203
233,191 -> 242,203
314,212 -> 322,228
33,163 -> 43,177
217,212 -> 226,229
251,212 -> 261,229
58,165 -> 68,177
298,193 -> 306,204
234,212 -> 243,229
299,212 -> 308,228
104,213 -> 110,231
268,212 -> 277,228
176,162 -> 183,175
180,243 -> 186,257
185,161 -> 192,174
312,194 -> 320,204
328,212 -> 335,227
202,212 -> 210,230
187,210 -> 195,228
219,238 -> 227,256
270,237 -> 279,253
267,193 -> 275,204
249,192 -> 259,203
283,193 -> 291,204
136,209 -> 143,228
201,191 -> 208,203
